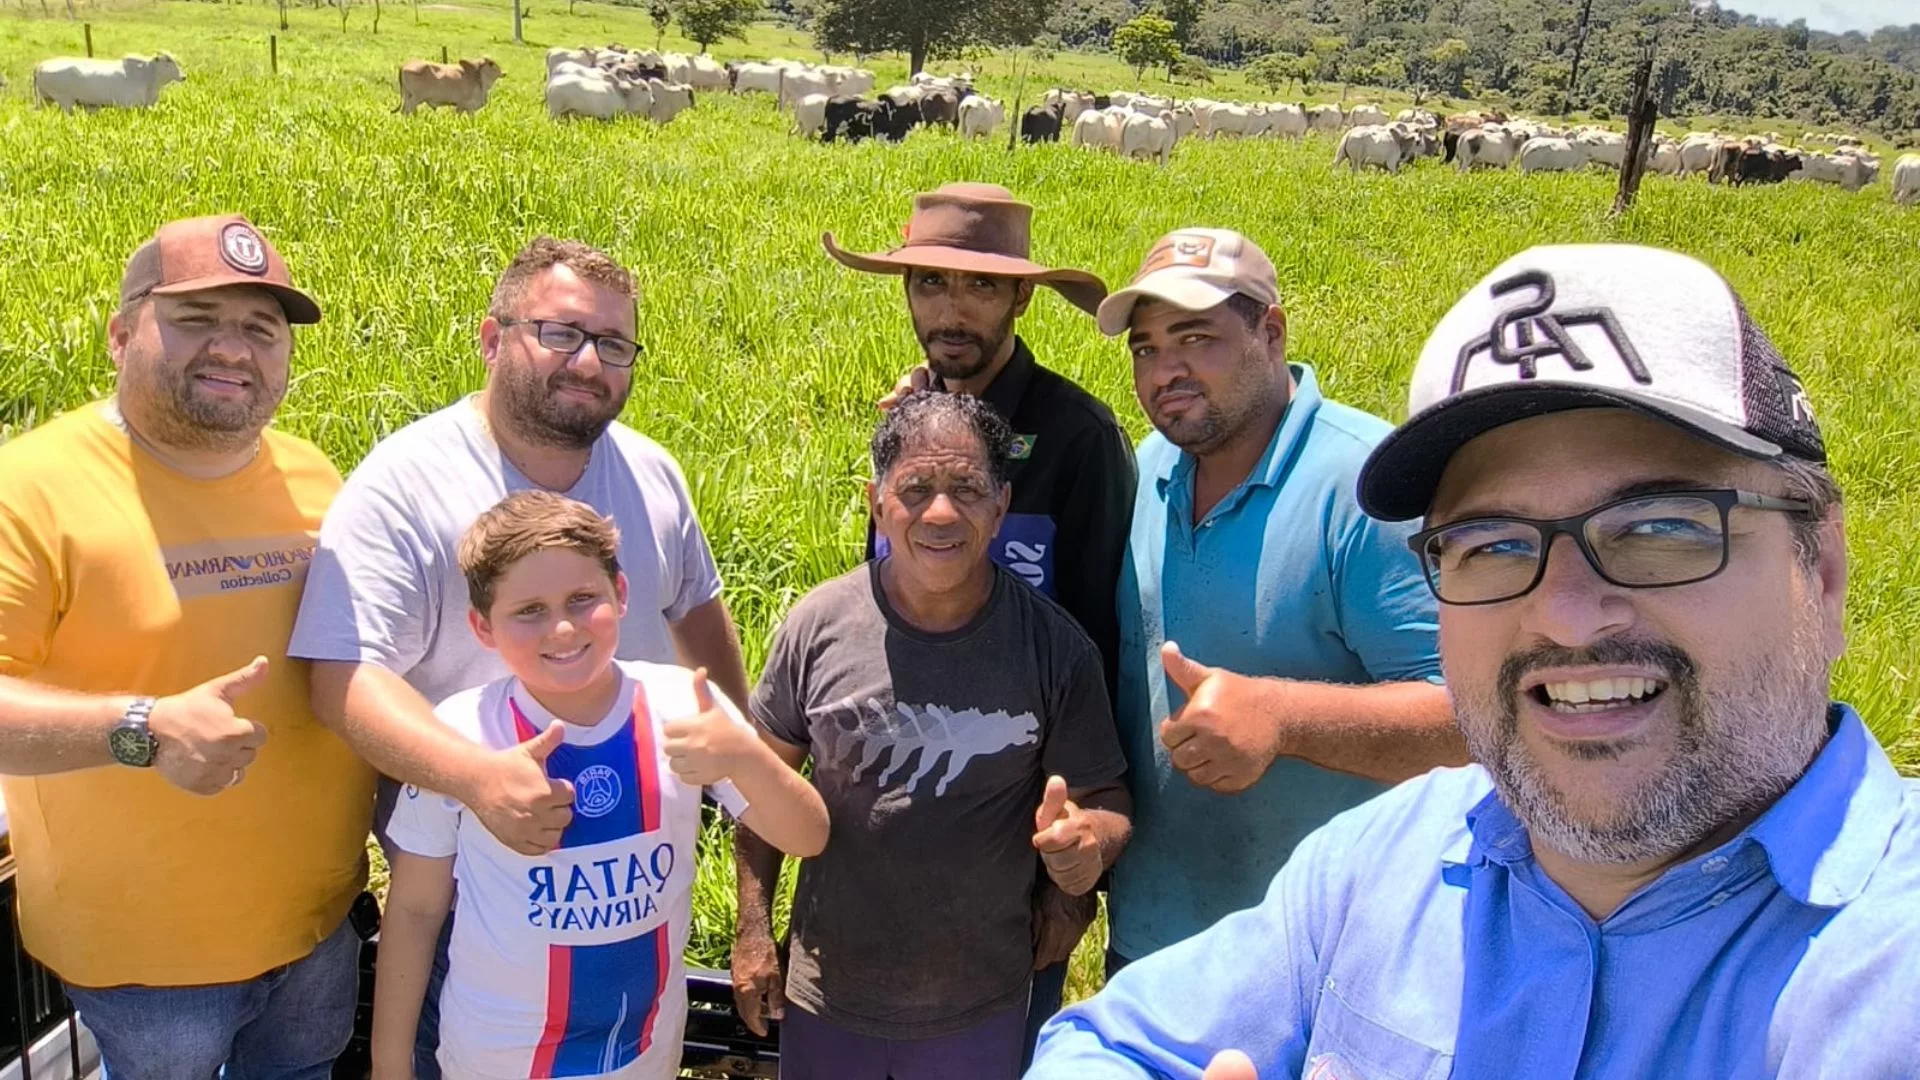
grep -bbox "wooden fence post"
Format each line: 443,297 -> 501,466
1612,41 -> 1658,216
270,33 -> 278,74
83,22 -> 92,54
441,44 -> 448,63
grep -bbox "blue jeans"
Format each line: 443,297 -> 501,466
1021,961 -> 1069,1071
66,915 -> 359,1080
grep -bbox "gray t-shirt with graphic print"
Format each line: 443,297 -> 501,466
751,562 -> 1127,1040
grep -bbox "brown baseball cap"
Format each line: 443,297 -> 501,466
1096,228 -> 1281,336
119,214 -> 321,324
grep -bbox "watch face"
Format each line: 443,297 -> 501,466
109,724 -> 154,767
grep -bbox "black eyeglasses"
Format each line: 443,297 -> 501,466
498,318 -> 643,369
1408,489 -> 1814,606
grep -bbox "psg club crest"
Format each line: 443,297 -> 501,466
575,764 -> 622,819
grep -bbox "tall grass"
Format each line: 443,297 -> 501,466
3,0 -> 1917,1000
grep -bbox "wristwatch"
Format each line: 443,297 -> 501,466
109,698 -> 159,767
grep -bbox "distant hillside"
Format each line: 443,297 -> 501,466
1035,0 -> 1920,138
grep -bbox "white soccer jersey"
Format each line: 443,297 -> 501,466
387,659 -> 748,1080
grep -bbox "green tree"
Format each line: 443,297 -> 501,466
1115,13 -> 1179,81
650,0 -> 673,49
813,0 -> 1056,78
1158,0 -> 1202,45
678,0 -> 759,52
1423,37 -> 1469,95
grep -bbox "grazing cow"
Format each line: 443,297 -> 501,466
679,54 -> 727,90
917,87 -> 962,128
1456,125 -> 1523,171
1267,103 -> 1308,139
1206,105 -> 1254,139
1043,89 -> 1096,123
729,61 -> 786,95
1678,133 -> 1721,177
780,69 -> 831,110
1348,104 -> 1388,126
833,68 -> 877,98
1713,141 -> 1800,186
794,92 -> 831,138
1071,107 -> 1124,151
1575,129 -> 1628,170
547,47 -> 598,73
1518,137 -> 1590,174
1022,102 -> 1066,143
1396,108 -> 1439,129
545,68 -> 643,120
396,57 -> 501,116
1893,154 -> 1920,205
1798,151 -> 1873,192
1120,111 -> 1176,165
34,54 -> 184,112
647,79 -> 695,124
957,95 -> 1004,139
1306,104 -> 1344,132
1332,123 -> 1417,173
1651,137 -> 1683,176
1108,90 -> 1136,108
1168,104 -> 1197,141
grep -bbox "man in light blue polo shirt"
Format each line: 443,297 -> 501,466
1094,228 -> 1466,969
1031,243 -> 1920,1078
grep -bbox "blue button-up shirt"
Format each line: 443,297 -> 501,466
1110,364 -> 1442,961
1033,705 -> 1920,1079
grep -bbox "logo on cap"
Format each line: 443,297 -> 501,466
219,223 -> 269,276
1451,269 -> 1650,394
1135,235 -> 1215,281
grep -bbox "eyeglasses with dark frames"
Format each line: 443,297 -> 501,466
1407,488 -> 1814,606
497,317 -> 643,369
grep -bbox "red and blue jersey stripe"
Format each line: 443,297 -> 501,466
508,684 -> 662,849
528,924 -> 673,1076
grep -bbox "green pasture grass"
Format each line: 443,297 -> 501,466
2,0 -> 1916,1006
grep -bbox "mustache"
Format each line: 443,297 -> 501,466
1498,638 -> 1699,705
922,327 -> 985,348
547,371 -> 609,399
184,356 -> 264,386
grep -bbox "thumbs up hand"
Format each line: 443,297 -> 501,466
472,717 -> 575,856
1032,775 -> 1103,896
1158,641 -> 1281,796
1201,1050 -> 1259,1080
662,669 -> 755,787
150,656 -> 273,796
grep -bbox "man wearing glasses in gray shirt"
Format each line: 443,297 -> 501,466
289,237 -> 752,1079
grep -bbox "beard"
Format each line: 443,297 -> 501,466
492,359 -> 630,451
127,353 -> 283,453
915,303 -> 1018,385
1453,608 -> 1832,865
1150,343 -> 1279,456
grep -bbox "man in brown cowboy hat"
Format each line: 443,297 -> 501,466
733,182 -> 1139,1065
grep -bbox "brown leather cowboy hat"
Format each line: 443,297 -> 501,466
823,183 -> 1108,317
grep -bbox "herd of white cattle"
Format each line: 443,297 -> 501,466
17,48 -> 1920,206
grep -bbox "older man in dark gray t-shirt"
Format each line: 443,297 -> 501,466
733,394 -> 1133,1080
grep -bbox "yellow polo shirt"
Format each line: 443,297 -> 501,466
0,403 -> 374,987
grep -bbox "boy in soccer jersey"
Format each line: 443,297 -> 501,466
371,490 -> 829,1080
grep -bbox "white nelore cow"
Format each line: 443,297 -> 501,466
1893,154 -> 1919,205
1575,129 -> 1627,169
1306,104 -> 1344,132
1651,137 -> 1683,175
547,47 -> 599,73
1044,88 -> 1096,122
546,68 -> 643,120
34,54 -> 184,112
793,92 -> 831,138
1678,133 -> 1721,176
686,54 -> 730,90
1797,151 -> 1873,192
958,96 -> 1005,139
1121,110 -> 1176,165
779,68 -> 831,110
729,61 -> 787,95
1518,137 -> 1589,173
647,79 -> 694,124
1456,125 -> 1523,171
1348,103 -> 1388,126
1268,103 -> 1308,139
1332,123 -> 1417,173
396,57 -> 502,115
1072,107 -> 1125,151
1205,104 -> 1255,139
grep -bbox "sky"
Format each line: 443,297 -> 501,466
1719,0 -> 1915,35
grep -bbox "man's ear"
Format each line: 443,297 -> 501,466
479,315 -> 503,371
469,606 -> 497,650
107,306 -> 137,373
1012,280 -> 1036,318
866,479 -> 882,520
1812,512 -> 1848,663
614,570 -> 630,619
1264,306 -> 1288,361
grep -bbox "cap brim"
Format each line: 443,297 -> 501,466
1356,384 -> 1785,522
822,232 -> 1107,317
151,275 -> 322,324
1096,276 -> 1238,337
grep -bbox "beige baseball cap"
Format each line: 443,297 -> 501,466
1096,228 -> 1280,337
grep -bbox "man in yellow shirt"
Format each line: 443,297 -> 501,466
0,214 -> 372,1078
